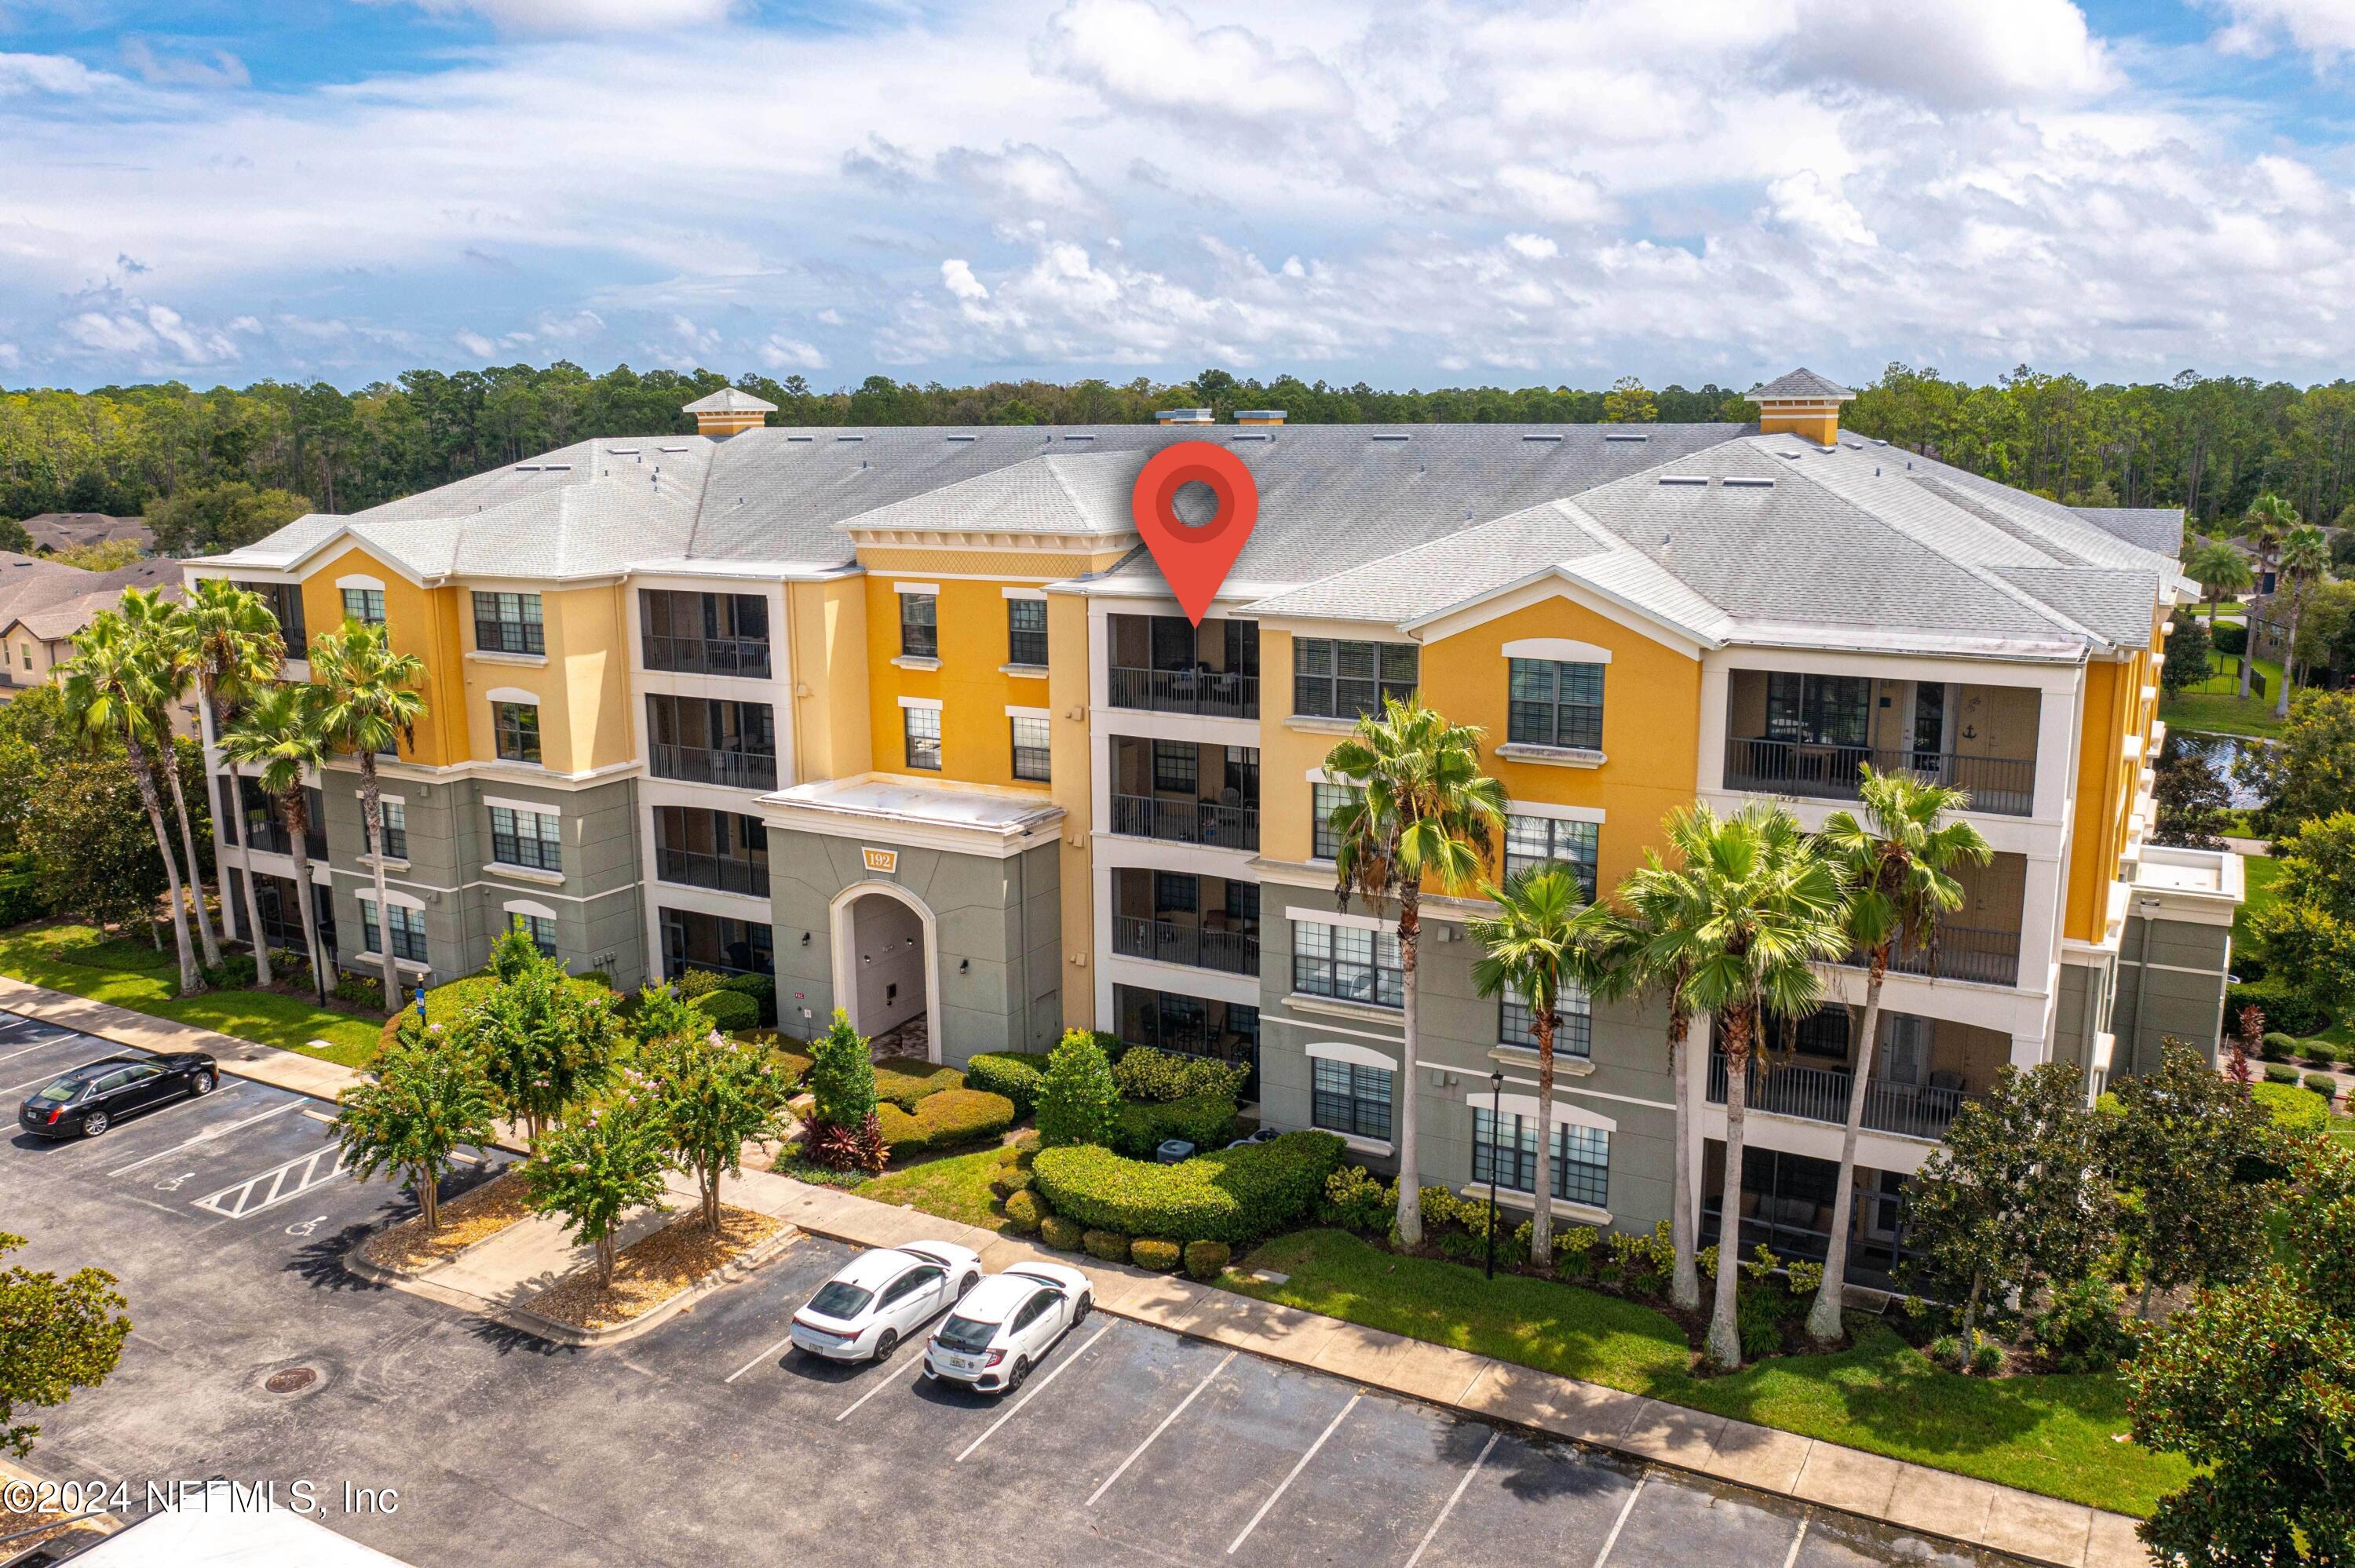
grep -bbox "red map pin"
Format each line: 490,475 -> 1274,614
1132,442 -> 1258,626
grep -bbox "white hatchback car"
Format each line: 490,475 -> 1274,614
922,1260 -> 1093,1394
788,1241 -> 984,1363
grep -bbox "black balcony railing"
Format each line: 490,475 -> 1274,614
1111,916 -> 1259,976
1108,666 -> 1260,720
476,618 -> 546,656
650,742 -> 778,792
1109,793 -> 1258,850
1838,924 -> 2021,988
1709,1053 -> 1972,1142
245,811 -> 327,862
655,845 -> 771,898
1722,736 -> 2036,816
642,633 -> 772,680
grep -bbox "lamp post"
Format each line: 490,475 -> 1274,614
1485,1070 -> 1503,1280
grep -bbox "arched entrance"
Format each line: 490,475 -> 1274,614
828,880 -> 943,1063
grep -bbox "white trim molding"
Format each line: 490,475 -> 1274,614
1285,904 -> 1389,933
896,695 -> 943,712
1506,800 -> 1605,825
1006,704 -> 1052,721
1502,636 -> 1613,665
482,795 -> 560,818
356,886 -> 425,911
1304,1039 -> 1398,1072
334,573 -> 386,592
828,879 -> 946,1065
1001,585 -> 1048,601
1463,1089 -> 1618,1133
485,686 -> 539,706
501,897 -> 559,921
893,581 -> 940,596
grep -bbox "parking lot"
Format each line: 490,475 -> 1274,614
2,1011 -> 2035,1568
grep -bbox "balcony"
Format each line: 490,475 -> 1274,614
1836,923 -> 2021,987
651,742 -> 777,792
1108,666 -> 1260,720
1107,613 -> 1259,720
1108,736 -> 1259,851
1710,1052 -> 1973,1142
641,589 -> 772,680
656,845 -> 770,898
1112,917 -> 1259,975
1109,868 -> 1260,975
641,633 -> 772,679
1111,795 -> 1258,851
1722,737 -> 2035,817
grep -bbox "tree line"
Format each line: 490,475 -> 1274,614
6,360 -> 2353,556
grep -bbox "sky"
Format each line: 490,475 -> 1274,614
2,0 -> 2353,393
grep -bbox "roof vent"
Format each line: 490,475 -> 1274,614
1871,438 -> 1889,447
1522,432 -> 1564,443
608,447 -> 641,455
1370,432 -> 1411,443
1063,433 -> 1096,441
1722,476 -> 1775,489
1603,432 -> 1650,443
1774,450 -> 1803,461
788,435 -> 813,443
1659,476 -> 1709,487
1155,408 -> 1213,425
836,434 -> 864,442
947,434 -> 978,443
1235,410 -> 1286,426
1232,432 -> 1272,442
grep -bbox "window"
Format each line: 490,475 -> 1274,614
1507,659 -> 1605,750
1502,814 -> 1599,900
473,591 -> 545,655
1791,1005 -> 1852,1061
1154,871 -> 1198,913
1292,920 -> 1402,1008
375,800 -> 407,861
1152,741 -> 1198,794
341,587 -> 385,625
360,900 -> 428,964
491,805 -> 562,872
508,912 -> 557,957
493,702 -> 541,764
1311,782 -> 1351,860
1010,716 -> 1051,782
1294,638 -> 1417,719
1312,1058 -> 1394,1141
900,593 -> 937,658
904,706 -> 941,771
1006,599 -> 1048,666
1500,980 -> 1592,1057
1473,1109 -> 1610,1209
1764,672 -> 1872,748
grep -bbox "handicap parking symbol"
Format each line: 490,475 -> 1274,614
154,1172 -> 195,1192
284,1216 -> 327,1238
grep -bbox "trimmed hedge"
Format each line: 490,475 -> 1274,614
1083,1229 -> 1131,1263
873,1056 -> 965,1110
0,864 -> 48,928
1031,1130 -> 1345,1245
692,990 -> 760,1034
1003,1190 -> 1045,1234
2308,1073 -> 2340,1102
966,1051 -> 1054,1115
1182,1240 -> 1230,1281
1130,1238 -> 1181,1271
2255,1079 -> 2330,1136
1039,1215 -> 1084,1250
2264,1063 -> 2301,1085
376,968 -> 610,1052
1111,1093 -> 1240,1158
2262,1032 -> 2298,1062
2229,981 -> 2332,1041
1112,1045 -> 1250,1103
874,1088 -> 1017,1156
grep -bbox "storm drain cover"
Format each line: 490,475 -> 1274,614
264,1367 -> 318,1395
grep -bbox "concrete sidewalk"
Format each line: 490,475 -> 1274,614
0,975 -> 2150,1568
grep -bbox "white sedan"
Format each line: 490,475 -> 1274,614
922,1260 -> 1093,1394
788,1241 -> 984,1363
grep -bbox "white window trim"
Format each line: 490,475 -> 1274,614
1286,904 -> 1387,934
502,898 -> 559,921
1503,637 -> 1612,665
1005,705 -> 1051,721
893,582 -> 940,596
482,796 -> 560,819
355,789 -> 407,808
1305,1039 -> 1397,1072
334,574 -> 386,592
1506,802 -> 1606,826
1464,1090 -> 1617,1133
356,887 -> 427,912
1001,586 -> 1047,601
897,695 -> 943,711
486,687 -> 539,706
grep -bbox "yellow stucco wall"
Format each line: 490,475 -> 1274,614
299,547 -> 468,767
450,582 -> 633,775
2063,658 -> 2134,944
788,578 -> 871,785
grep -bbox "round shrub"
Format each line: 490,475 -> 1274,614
1130,1238 -> 1182,1272
1110,1093 -> 1239,1158
872,1059 -> 965,1111
997,1143 -> 1024,1168
1182,1240 -> 1231,1281
2264,1063 -> 2301,1085
717,972 -> 774,1002
1319,1165 -> 1396,1235
1002,1190 -> 1045,1234
2308,1073 -> 2340,1103
1969,1336 -> 2006,1376
2263,1032 -> 2298,1062
1036,1029 -> 1119,1148
2303,1040 -> 2342,1067
1083,1228 -> 1132,1263
1039,1215 -> 1084,1251
2255,1080 -> 2330,1136
966,1051 -> 1054,1116
677,968 -> 730,998
1000,1166 -> 1033,1194
1927,1333 -> 1962,1368
692,989 -> 760,1034
874,1088 -> 1017,1157
1032,1131 -> 1345,1245
1112,1045 -> 1250,1104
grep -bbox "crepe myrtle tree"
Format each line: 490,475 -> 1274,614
458,928 -> 623,1144
0,1233 -> 132,1460
524,1099 -> 671,1291
333,1016 -> 501,1232
638,1030 -> 794,1231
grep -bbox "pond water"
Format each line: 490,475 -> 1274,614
2166,729 -> 2269,809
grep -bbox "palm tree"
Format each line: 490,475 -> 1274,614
1616,855 -> 1706,1309
1643,803 -> 1846,1368
1802,768 -> 1992,1344
311,620 -> 428,1015
2240,493 -> 2298,698
1469,867 -> 1612,1265
2183,539 -> 2251,632
60,613 -> 199,994
2273,524 -> 2331,720
118,587 -> 222,970
219,684 -> 334,1005
181,579 -> 287,984
1324,698 -> 1507,1246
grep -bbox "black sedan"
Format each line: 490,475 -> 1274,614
18,1052 -> 218,1139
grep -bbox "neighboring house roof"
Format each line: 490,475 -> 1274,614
2068,505 -> 2183,556
1747,367 -> 1855,402
0,551 -> 183,641
19,512 -> 152,555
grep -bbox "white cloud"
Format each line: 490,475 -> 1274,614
121,40 -> 250,89
2208,0 -> 2355,60
63,301 -> 239,368
1043,0 -> 1355,125
940,259 -> 991,301
1503,235 -> 1559,261
1768,171 -> 1878,248
0,51 -> 112,95
382,0 -> 739,35
758,334 -> 827,370
454,329 -> 497,357
1782,0 -> 2116,108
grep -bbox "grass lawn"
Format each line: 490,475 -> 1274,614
2160,687 -> 2283,740
0,922 -> 385,1067
2236,855 -> 2283,952
1223,1228 -> 2192,1518
856,1144 -> 1010,1232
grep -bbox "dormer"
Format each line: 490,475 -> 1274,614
1747,368 -> 1854,446
683,386 -> 777,439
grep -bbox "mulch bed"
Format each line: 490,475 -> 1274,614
360,1169 -> 535,1275
527,1206 -> 783,1332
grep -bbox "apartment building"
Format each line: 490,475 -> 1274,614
188,372 -> 2238,1286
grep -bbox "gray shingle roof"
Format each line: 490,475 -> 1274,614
2068,505 -> 2184,556
0,551 -> 182,640
1747,367 -> 1854,401
683,387 -> 778,414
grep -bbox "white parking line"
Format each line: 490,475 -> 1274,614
1226,1390 -> 1361,1556
954,1322 -> 1112,1463
191,1145 -> 349,1219
108,1100 -> 301,1177
1401,1428 -> 1500,1568
1087,1348 -> 1237,1506
1591,1476 -> 1646,1568
725,1329 -> 801,1385
0,1038 -> 68,1067
1,1060 -> 102,1095
1780,1518 -> 1809,1568
836,1363 -> 926,1422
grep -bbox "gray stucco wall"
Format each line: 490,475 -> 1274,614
2113,913 -> 2233,1076
319,767 -> 645,991
769,831 -> 1061,1064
